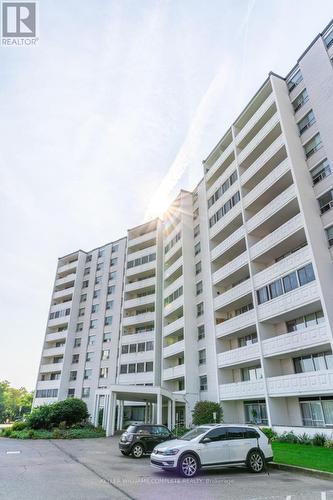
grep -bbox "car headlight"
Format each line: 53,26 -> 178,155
163,448 -> 179,456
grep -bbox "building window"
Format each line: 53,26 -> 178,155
84,267 -> 90,276
235,303 -> 253,316
137,362 -> 145,373
297,110 -> 315,134
209,191 -> 240,228
122,345 -> 129,354
319,189 -> 333,214
164,286 -> 183,306
325,226 -> 333,248
110,258 -> 118,266
287,68 -> 303,92
244,400 -> 268,425
146,341 -> 154,351
67,389 -> 75,398
120,364 -> 127,374
50,372 -> 61,380
311,159 -> 331,185
194,225 -> 200,238
76,323 -> 83,332
128,363 -> 136,373
97,262 -> 104,272
95,276 -> 102,285
195,261 -> 202,275
207,169 -> 238,208
197,325 -> 205,340
74,338 -> 81,348
69,371 -> 77,381
78,308 -> 85,317
90,319 -> 98,329
130,344 -> 136,354
127,253 -> 156,269
199,375 -> 207,391
101,349 -> 110,361
304,133 -> 322,158
108,285 -> 115,295
86,254 -> 92,263
146,361 -> 153,372
324,28 -> 333,48
91,304 -> 99,314
93,289 -> 100,299
287,310 -> 324,333
241,365 -> 262,381
137,342 -> 145,352
194,242 -> 201,256
86,352 -> 94,362
80,294 -> 87,303
82,387 -> 90,398
100,367 -> 109,379
98,249 -> 104,258
103,332 -> 111,342
164,232 -> 181,254
300,398 -> 333,427
106,300 -> 114,310
109,271 -> 117,281
35,389 -> 58,398
292,88 -> 309,112
297,263 -> 315,286
238,333 -> 258,347
72,354 -> 79,364
84,369 -> 92,380
105,316 -> 112,326
294,351 -> 333,374
193,207 -> 199,220
111,244 -> 119,253
82,280 -> 89,289
198,349 -> 206,365
88,335 -> 96,345
196,281 -> 203,296
197,302 -> 204,317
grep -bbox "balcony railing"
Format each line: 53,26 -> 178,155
267,369 -> 333,397
163,364 -> 185,380
219,379 -> 265,400
215,309 -> 256,338
217,343 -> 260,368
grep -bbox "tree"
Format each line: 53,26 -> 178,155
192,401 -> 223,426
0,381 -> 33,422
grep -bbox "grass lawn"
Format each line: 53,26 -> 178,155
272,442 -> 333,473
0,427 -> 106,439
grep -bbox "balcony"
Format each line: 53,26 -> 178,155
206,160 -> 237,200
257,281 -> 319,322
52,288 -> 74,301
118,372 -> 154,384
126,260 -> 156,278
164,255 -> 183,281
126,245 -> 156,262
211,226 -> 246,263
249,213 -> 303,261
219,379 -> 265,400
253,245 -> 311,290
215,310 -> 256,338
243,159 -> 289,209
306,143 -> 326,170
164,276 -> 183,299
163,340 -> 185,358
164,238 -> 182,263
164,296 -> 183,317
121,331 -> 154,345
125,276 -> 156,293
163,364 -> 185,380
57,261 -> 77,275
288,77 -> 305,103
164,317 -> 184,337
212,251 -> 248,286
240,135 -> 285,186
267,370 -> 333,397
39,362 -> 63,374
205,141 -> 234,184
237,112 -> 280,167
122,311 -> 155,327
246,184 -> 297,234
214,279 -> 252,311
217,344 -> 260,368
48,317 -> 69,328
127,230 -> 156,249
55,273 -> 76,287
209,203 -> 242,240
236,93 -> 275,146
120,351 -> 154,363
36,379 -> 61,390
123,294 -> 155,310
42,345 -> 66,358
262,323 -> 329,358
50,301 -> 72,314
45,330 -> 67,342
320,204 -> 333,228
208,181 -> 240,219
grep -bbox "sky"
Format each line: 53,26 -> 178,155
0,0 -> 332,390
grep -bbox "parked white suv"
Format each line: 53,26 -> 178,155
150,424 -> 273,477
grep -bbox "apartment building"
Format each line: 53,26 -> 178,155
34,21 -> 333,436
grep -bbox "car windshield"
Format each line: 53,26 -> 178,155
126,425 -> 137,433
181,427 -> 209,441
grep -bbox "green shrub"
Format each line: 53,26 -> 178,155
312,433 -> 327,447
52,428 -> 64,439
324,439 -> 333,448
261,427 -> 277,441
172,426 -> 191,438
28,399 -> 89,429
11,421 -> 28,431
277,431 -> 299,444
297,433 -> 312,445
192,401 -> 223,426
1,428 -> 12,437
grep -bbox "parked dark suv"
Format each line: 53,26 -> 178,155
119,424 -> 173,458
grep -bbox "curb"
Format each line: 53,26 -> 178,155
270,462 -> 333,480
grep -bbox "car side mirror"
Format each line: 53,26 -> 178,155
201,437 -> 211,444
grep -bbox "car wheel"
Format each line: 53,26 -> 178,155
131,443 -> 144,458
247,449 -> 264,473
178,454 -> 199,478
121,451 -> 129,456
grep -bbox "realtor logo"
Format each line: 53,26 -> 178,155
1,1 -> 38,45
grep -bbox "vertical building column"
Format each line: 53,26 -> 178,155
106,392 -> 116,437
167,400 -> 172,429
119,400 -> 124,430
156,394 -> 162,424
172,400 -> 176,429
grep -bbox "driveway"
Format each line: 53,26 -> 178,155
0,437 -> 332,500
